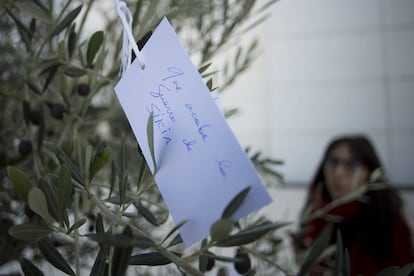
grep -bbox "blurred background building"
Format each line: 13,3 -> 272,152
222,0 -> 414,224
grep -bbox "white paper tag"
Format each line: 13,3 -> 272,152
114,17 -> 272,246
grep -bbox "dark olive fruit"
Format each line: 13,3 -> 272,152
50,103 -> 66,119
206,254 -> 215,271
77,83 -> 90,96
24,205 -> 36,218
29,110 -> 43,125
199,252 -> 216,272
234,250 -> 251,275
18,140 -> 33,156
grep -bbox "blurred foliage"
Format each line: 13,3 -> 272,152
3,1 -> 414,276
0,0 -> 289,275
1,0 -> 411,275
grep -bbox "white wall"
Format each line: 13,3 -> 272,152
223,0 -> 414,187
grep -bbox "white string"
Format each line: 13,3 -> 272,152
115,0 -> 145,73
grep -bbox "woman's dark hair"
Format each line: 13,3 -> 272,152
305,134 -> 404,262
310,135 -> 382,195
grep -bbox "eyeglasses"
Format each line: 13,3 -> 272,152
324,157 -> 361,171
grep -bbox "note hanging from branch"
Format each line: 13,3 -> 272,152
114,17 -> 272,246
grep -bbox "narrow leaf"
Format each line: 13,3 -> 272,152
240,0 -> 256,19
129,252 -> 181,266
86,31 -> 104,67
95,213 -> 104,234
206,78 -> 213,90
58,165 -> 72,220
198,63 -> 212,74
140,0 -> 160,30
7,166 -> 32,202
37,113 -> 46,150
54,146 -> 84,186
28,187 -> 53,223
109,160 -> 116,198
166,234 -> 183,248
85,145 -> 93,181
64,66 -> 86,77
210,219 -> 233,241
67,24 -> 77,58
9,224 -> 54,241
161,220 -> 187,245
15,1 -> 52,24
89,146 -> 111,181
224,108 -> 239,119
298,224 -> 333,276
38,179 -> 61,224
38,239 -> 75,276
90,248 -> 109,276
118,139 -> 127,205
111,227 -> 133,276
39,61 -> 61,76
135,202 -> 159,226
67,218 -> 86,234
146,112 -> 156,172
50,5 -> 82,37
25,80 -> 42,95
42,65 -> 59,92
221,186 -> 251,219
333,231 -> 343,276
6,9 -> 31,46
22,100 -> 31,126
20,257 -> 44,276
216,221 -> 290,247
343,248 -> 350,276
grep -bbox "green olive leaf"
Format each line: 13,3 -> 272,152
38,239 -> 75,276
15,1 -> 52,24
9,224 -> 54,241
67,218 -> 86,234
89,146 -> 111,181
67,24 -> 77,58
129,251 -> 181,266
221,185 -> 251,220
63,66 -> 86,78
28,187 -> 53,223
146,112 -> 156,172
50,5 -> 82,37
57,165 -> 72,218
210,218 -> 233,241
7,166 -> 32,202
298,224 -> 333,276
216,221 -> 290,247
86,31 -> 104,67
20,257 -> 44,276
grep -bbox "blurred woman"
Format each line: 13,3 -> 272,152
295,135 -> 413,275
